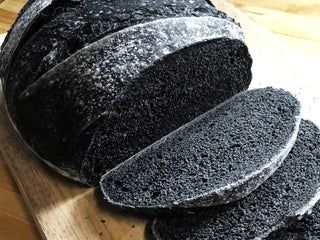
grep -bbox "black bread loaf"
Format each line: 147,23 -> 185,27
150,120 -> 320,239
100,88 -> 300,212
0,0 -> 252,185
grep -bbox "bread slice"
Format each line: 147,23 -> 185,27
100,88 -> 300,211
150,120 -> 320,239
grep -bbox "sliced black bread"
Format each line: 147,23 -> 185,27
150,120 -> 320,239
100,88 -> 300,212
2,1 -> 252,185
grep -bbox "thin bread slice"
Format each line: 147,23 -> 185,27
100,88 -> 301,212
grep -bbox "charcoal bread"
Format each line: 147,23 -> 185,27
150,120 -> 320,240
100,88 -> 301,212
1,0 -> 252,185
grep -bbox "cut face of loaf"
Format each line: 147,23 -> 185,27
0,0 -> 252,185
150,120 -> 320,240
100,88 -> 301,212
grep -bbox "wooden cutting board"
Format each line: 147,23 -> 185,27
0,1 -> 319,239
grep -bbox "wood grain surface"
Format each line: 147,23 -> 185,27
0,0 -> 319,239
